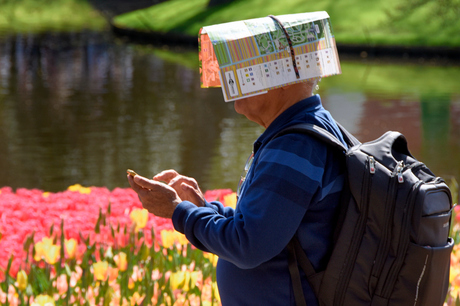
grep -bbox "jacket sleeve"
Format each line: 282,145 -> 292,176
205,201 -> 235,217
172,134 -> 327,268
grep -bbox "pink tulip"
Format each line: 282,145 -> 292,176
56,274 -> 68,295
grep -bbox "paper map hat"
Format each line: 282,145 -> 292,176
199,11 -> 341,102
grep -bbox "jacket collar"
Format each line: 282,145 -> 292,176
253,94 -> 322,154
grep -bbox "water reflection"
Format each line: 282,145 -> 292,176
0,31 -> 247,192
0,31 -> 458,193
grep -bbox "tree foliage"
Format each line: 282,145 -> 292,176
207,0 -> 234,8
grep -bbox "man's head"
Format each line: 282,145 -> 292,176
234,80 -> 318,128
199,12 -> 341,102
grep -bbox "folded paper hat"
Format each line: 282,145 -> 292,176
199,11 -> 341,102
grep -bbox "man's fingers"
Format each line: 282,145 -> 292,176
170,176 -> 198,189
133,175 -> 161,190
180,183 -> 205,207
127,174 -> 143,192
153,170 -> 179,184
180,182 -> 199,197
127,172 -> 182,219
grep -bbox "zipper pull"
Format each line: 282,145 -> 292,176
369,156 -> 376,174
396,161 -> 404,183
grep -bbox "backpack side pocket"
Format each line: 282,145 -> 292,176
386,238 -> 453,306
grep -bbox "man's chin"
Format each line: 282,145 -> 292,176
233,99 -> 246,115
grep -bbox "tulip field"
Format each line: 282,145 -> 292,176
0,181 -> 458,305
0,185 -> 236,305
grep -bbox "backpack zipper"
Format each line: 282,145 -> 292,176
369,162 -> 400,294
334,155 -> 373,305
396,161 -> 404,183
381,180 -> 423,298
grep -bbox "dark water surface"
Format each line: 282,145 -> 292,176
0,31 -> 459,193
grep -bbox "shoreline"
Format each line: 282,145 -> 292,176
111,23 -> 460,65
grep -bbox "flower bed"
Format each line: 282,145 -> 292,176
0,185 -> 236,305
0,184 -> 458,305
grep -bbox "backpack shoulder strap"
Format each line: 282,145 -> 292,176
276,121 -> 358,305
274,122 -> 359,152
335,121 -> 361,147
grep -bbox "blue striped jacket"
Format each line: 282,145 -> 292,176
173,94 -> 347,305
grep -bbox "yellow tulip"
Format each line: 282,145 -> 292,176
176,232 -> 189,246
189,271 -> 200,290
44,245 -> 61,265
35,237 -> 53,255
160,230 -> 189,249
32,294 -> 55,306
203,252 -> 219,267
65,238 -> 77,259
17,270 -> 28,291
129,208 -> 148,232
161,230 -> 175,249
34,237 -> 59,264
170,271 -> 186,290
128,277 -> 135,289
223,192 -> 237,209
93,261 -> 109,281
170,270 -> 199,291
67,184 -> 91,194
130,292 -> 144,305
114,252 -> 128,272
213,281 -> 221,303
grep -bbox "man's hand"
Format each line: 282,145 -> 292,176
153,170 -> 206,207
127,174 -> 183,219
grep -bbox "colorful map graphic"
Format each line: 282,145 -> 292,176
199,11 -> 341,102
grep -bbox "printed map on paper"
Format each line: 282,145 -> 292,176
199,11 -> 341,102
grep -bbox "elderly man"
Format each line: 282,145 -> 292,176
128,75 -> 347,304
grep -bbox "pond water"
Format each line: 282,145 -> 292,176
0,31 -> 459,193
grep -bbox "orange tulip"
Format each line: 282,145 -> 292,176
128,277 -> 135,289
108,267 -> 119,283
114,252 -> 128,272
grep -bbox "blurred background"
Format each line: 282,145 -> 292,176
0,0 -> 459,192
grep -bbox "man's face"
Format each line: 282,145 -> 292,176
230,84 -> 307,128
233,94 -> 269,125
233,95 -> 262,116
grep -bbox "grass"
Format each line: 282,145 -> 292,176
113,0 -> 460,47
133,44 -> 460,98
321,60 -> 460,96
1,0 -> 458,47
0,0 -> 107,34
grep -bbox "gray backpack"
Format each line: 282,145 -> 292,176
278,123 -> 454,306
